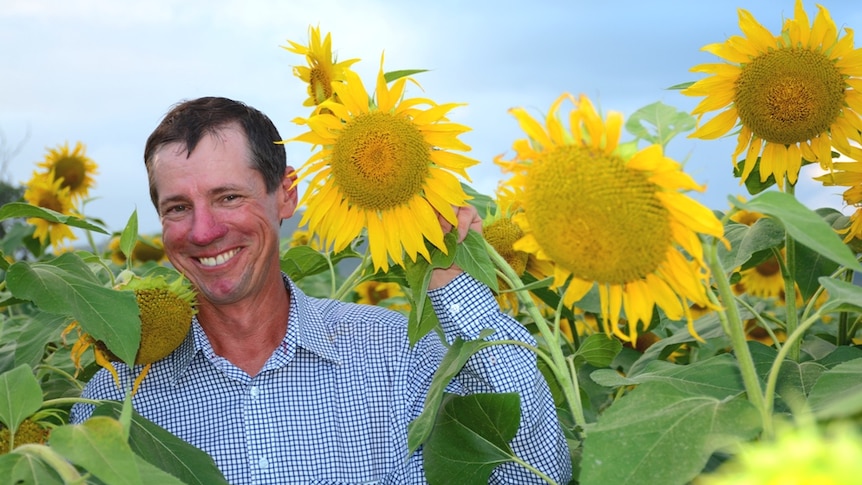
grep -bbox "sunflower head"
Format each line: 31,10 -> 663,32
121,273 -> 197,365
0,419 -> 50,454
683,0 -> 862,189
354,280 -> 410,313
37,141 -> 98,201
288,54 -> 478,272
107,235 -> 167,267
497,93 -> 724,343
282,24 -> 360,107
23,171 -> 78,251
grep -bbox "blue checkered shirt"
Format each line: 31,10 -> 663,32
71,273 -> 571,484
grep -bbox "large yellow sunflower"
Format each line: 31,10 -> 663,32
23,171 -> 78,251
815,144 -> 862,241
37,141 -> 98,201
497,93 -> 724,343
283,25 -> 360,107
288,55 -> 478,272
683,0 -> 862,189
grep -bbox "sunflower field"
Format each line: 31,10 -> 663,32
3,1 -> 862,483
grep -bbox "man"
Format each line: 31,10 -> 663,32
72,97 -> 570,484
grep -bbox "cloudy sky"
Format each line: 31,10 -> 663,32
2,0 -> 860,238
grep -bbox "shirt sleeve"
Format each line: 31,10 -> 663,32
426,272 -> 572,484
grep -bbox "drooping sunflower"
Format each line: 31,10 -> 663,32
283,25 -> 360,107
683,0 -> 862,189
107,234 -> 167,266
497,93 -> 724,343
23,171 -> 78,250
288,55 -> 478,272
37,141 -> 98,201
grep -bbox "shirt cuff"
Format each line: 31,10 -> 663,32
427,272 -> 500,341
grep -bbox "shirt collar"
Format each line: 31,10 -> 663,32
167,273 -> 340,383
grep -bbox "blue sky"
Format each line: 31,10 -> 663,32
2,0 -> 861,237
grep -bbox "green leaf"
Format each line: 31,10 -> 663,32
793,243 -> 840,301
734,192 -> 862,271
119,210 -> 139,264
279,245 -> 330,281
0,451 -> 65,484
734,157 -> 777,195
407,333 -> 496,453
6,255 -> 141,367
817,277 -> 862,314
403,232 -> 458,345
0,365 -> 43,432
808,358 -> 862,419
580,381 -> 761,485
0,202 -> 108,234
463,183 -> 495,218
49,417 -> 143,485
624,101 -> 695,147
591,354 -> 746,399
574,333 -> 622,368
732,217 -> 785,268
383,69 -> 428,83
93,402 -> 229,485
423,393 -> 521,485
0,312 -> 68,370
455,230 -> 498,292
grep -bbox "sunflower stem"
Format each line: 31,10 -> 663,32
332,248 -> 370,301
782,234 -> 800,361
483,240 -> 587,431
706,238 -> 772,437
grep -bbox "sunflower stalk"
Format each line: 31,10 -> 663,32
483,239 -> 587,431
763,310 -> 825,419
706,237 -> 772,438
780,181 -> 801,360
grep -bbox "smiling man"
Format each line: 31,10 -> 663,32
71,96 -> 570,484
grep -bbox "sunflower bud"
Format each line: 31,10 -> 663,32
0,419 -> 50,454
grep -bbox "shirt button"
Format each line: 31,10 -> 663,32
258,456 -> 269,469
250,386 -> 260,399
449,303 -> 461,315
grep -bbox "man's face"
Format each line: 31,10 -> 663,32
150,124 -> 296,307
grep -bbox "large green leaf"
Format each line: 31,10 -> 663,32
49,417 -> 142,485
793,243 -> 840,301
591,354 -> 746,399
0,202 -> 108,234
0,365 -> 43,432
403,232 -> 458,345
5,254 -> 141,367
732,217 -> 785,269
807,357 -> 862,419
624,101 -> 695,147
407,332 -> 496,453
735,192 -> 862,271
93,402 -> 229,484
574,333 -> 622,368
279,245 -> 331,281
423,393 -> 521,485
0,451 -> 65,484
0,312 -> 68,372
580,381 -> 761,485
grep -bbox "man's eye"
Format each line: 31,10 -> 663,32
166,204 -> 187,214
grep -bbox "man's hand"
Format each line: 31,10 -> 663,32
428,205 -> 483,290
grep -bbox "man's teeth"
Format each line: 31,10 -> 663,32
199,249 -> 239,267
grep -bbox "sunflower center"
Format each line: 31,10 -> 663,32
735,47 -> 845,145
525,145 -> 672,284
485,217 -> 529,275
37,192 -> 65,213
54,157 -> 86,191
309,66 -> 332,105
330,112 -> 430,211
756,257 -> 780,277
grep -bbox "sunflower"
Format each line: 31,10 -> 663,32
354,280 -> 410,313
497,93 -> 724,343
37,141 -> 98,201
683,0 -> 862,190
733,255 -> 785,299
483,189 -> 554,312
288,55 -> 478,272
23,171 -> 78,251
283,25 -> 360,107
815,145 -> 862,241
107,234 -> 167,266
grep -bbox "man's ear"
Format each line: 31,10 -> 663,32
279,166 -> 299,219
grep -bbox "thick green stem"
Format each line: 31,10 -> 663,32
333,249 -> 370,301
764,311 -> 823,418
484,241 -> 587,431
706,240 -> 772,437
